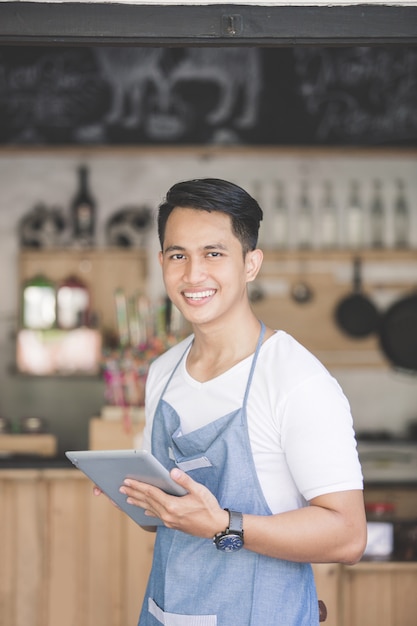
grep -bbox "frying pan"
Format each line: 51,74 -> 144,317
379,291 -> 417,372
334,256 -> 380,338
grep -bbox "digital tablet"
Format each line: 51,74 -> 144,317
65,449 -> 187,526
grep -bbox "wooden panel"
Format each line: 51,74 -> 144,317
89,416 -> 144,451
88,416 -> 155,622
0,472 -> 46,626
84,476 -> 154,625
91,250 -> 147,332
0,478 -> 17,626
124,518 -> 155,622
312,563 -> 341,626
343,568 -> 393,626
342,563 -> 417,626
0,469 -> 153,626
0,434 -> 57,457
392,569 -> 417,626
46,476 -> 89,626
15,478 -> 43,626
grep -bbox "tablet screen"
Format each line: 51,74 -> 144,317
66,449 -> 187,526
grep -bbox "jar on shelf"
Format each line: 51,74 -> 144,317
363,501 -> 395,561
57,275 -> 90,330
21,274 -> 56,330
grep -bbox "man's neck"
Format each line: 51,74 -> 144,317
187,314 -> 264,382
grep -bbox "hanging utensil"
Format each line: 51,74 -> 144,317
378,290 -> 417,372
334,256 -> 379,338
291,256 -> 314,305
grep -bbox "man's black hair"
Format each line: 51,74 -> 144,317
158,178 -> 263,255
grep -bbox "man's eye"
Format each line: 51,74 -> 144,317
207,251 -> 222,257
171,253 -> 185,260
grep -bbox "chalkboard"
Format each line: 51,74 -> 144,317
0,46 -> 416,146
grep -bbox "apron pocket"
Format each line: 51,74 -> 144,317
148,598 -> 217,626
168,448 -> 212,471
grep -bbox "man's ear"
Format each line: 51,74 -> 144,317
245,248 -> 263,283
158,250 -> 163,266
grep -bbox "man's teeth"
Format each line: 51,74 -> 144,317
184,290 -> 215,300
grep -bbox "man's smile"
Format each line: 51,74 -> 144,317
182,289 -> 217,301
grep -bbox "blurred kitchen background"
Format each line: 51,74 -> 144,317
0,45 -> 416,454
1,44 -> 417,626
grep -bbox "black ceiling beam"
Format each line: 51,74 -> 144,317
0,3 -> 416,46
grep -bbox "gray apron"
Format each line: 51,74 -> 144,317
138,322 -> 319,625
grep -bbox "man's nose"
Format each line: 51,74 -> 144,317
183,258 -> 207,283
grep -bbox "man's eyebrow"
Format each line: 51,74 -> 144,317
205,243 -> 228,251
163,245 -> 185,254
163,243 -> 228,254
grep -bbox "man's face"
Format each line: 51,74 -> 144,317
159,207 -> 258,329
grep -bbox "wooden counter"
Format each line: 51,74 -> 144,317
342,561 -> 417,626
0,468 -> 154,626
2,467 -> 416,626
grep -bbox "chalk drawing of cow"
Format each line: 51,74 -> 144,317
93,48 -> 262,140
93,48 -> 165,127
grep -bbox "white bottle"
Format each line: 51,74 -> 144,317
370,179 -> 385,248
393,179 -> 410,248
297,181 -> 313,249
320,180 -> 338,249
345,180 -> 364,249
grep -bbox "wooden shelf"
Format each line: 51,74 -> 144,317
18,248 -> 148,334
0,433 -> 57,456
260,249 -> 417,260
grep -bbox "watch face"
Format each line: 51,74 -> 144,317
216,533 -> 244,552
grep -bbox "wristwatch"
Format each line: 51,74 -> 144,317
213,509 -> 244,552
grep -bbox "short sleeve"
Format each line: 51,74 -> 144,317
280,373 -> 363,501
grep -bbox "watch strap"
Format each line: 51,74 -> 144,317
227,509 -> 243,534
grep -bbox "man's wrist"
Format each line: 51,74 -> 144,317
213,509 -> 245,552
213,508 -> 230,537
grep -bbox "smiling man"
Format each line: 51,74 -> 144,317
120,178 -> 366,626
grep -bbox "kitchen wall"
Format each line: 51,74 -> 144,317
0,148 -> 416,452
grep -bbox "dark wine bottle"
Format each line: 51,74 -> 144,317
71,165 -> 96,247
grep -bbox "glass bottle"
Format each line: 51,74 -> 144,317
393,179 -> 410,248
57,276 -> 90,329
71,164 -> 96,247
296,181 -> 313,249
320,180 -> 338,249
370,179 -> 385,248
271,181 -> 289,249
345,180 -> 364,249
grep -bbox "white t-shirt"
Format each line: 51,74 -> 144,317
142,330 -> 363,514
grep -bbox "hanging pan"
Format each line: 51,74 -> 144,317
379,290 -> 417,373
334,256 -> 380,338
